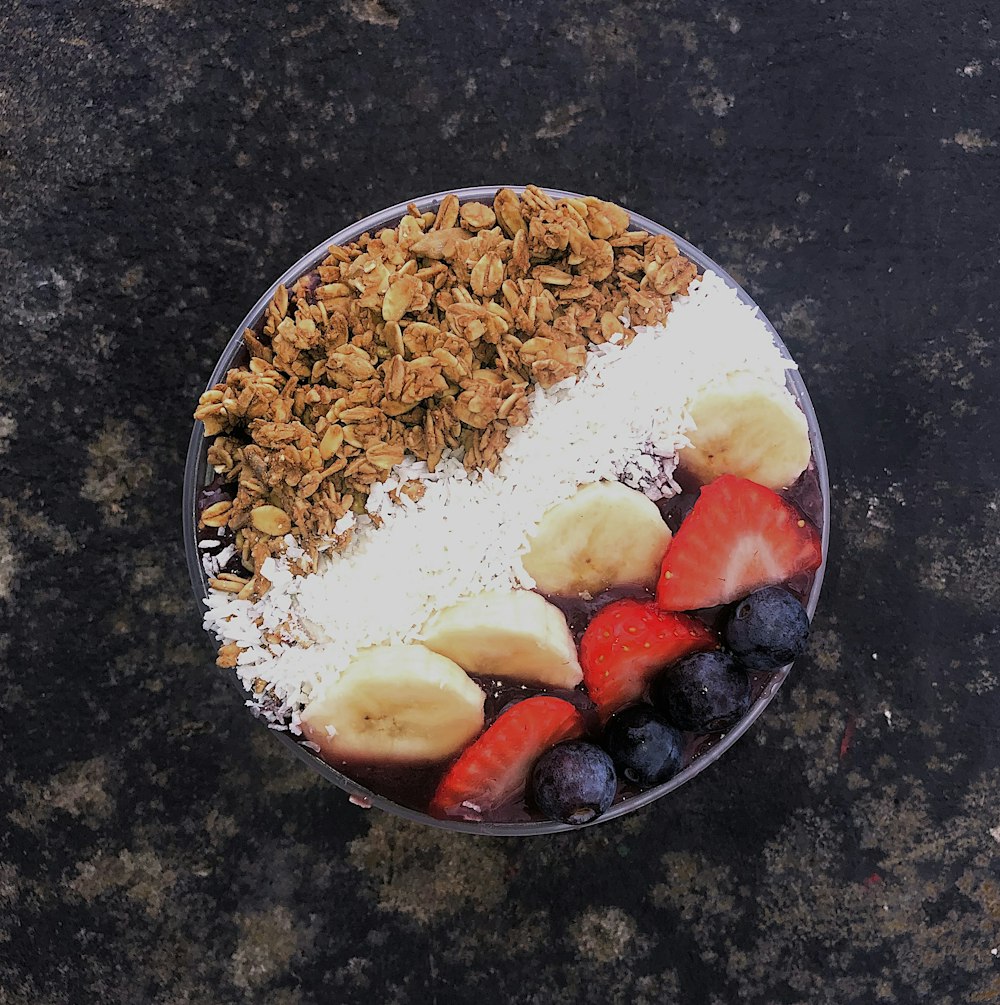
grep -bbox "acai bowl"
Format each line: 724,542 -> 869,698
183,185 -> 830,835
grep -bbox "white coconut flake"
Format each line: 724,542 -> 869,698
201,272 -> 795,718
202,543 -> 236,577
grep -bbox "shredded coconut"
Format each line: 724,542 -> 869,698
202,272 -> 794,718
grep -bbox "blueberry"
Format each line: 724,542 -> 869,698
649,651 -> 751,733
530,741 -> 617,825
723,587 -> 810,670
604,705 -> 683,788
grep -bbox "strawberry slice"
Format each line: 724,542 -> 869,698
656,474 -> 822,611
429,696 -> 586,819
579,599 -> 716,719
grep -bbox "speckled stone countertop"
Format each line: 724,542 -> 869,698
2,2 -> 998,1003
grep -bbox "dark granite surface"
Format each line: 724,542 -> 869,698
2,1 -> 999,1002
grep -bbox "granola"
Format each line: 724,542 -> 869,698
194,186 -> 697,592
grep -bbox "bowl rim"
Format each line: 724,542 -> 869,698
183,184 -> 831,835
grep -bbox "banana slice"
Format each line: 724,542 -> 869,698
300,644 -> 485,765
679,371 -> 811,490
419,590 -> 582,688
522,481 -> 672,597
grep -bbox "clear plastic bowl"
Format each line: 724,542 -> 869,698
183,185 -> 830,835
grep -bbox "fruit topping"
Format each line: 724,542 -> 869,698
579,598 -> 717,719
723,586 -> 810,670
603,705 -> 684,788
656,474 -> 822,611
419,589 -> 582,688
529,741 -> 618,825
522,481 -> 673,597
299,645 -> 486,765
679,371 -> 812,490
649,650 -> 752,733
430,696 -> 586,819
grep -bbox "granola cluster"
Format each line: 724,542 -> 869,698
194,186 -> 697,589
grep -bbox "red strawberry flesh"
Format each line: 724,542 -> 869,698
429,696 -> 586,819
579,599 -> 717,718
656,475 -> 822,612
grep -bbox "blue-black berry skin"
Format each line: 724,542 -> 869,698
724,587 -> 810,671
604,706 -> 684,788
530,741 -> 617,825
650,651 -> 751,733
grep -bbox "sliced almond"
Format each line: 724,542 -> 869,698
533,266 -> 574,286
410,228 -> 470,261
493,188 -> 525,236
433,193 -> 460,231
251,505 -> 292,536
319,424 -> 345,460
200,500 -> 232,528
382,274 -> 421,322
459,201 -> 497,230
